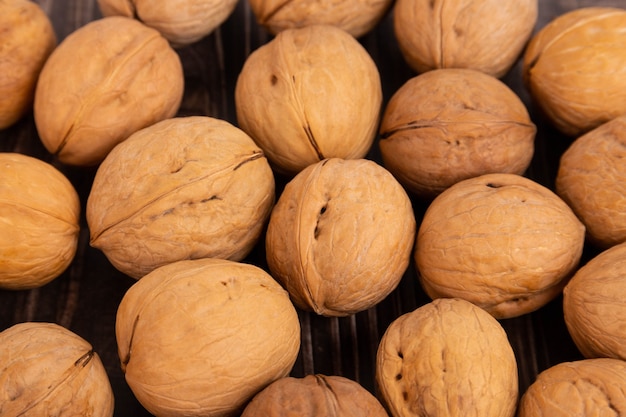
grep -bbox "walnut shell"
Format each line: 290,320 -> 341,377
0,153 -> 80,290
34,16 -> 184,166
376,298 -> 518,417
415,173 -> 585,319
247,0 -> 393,38
265,158 -> 416,317
235,24 -> 382,176
379,68 -> 536,198
393,0 -> 537,78
241,374 -> 389,417
0,0 -> 56,129
87,116 -> 275,279
563,242 -> 626,360
556,116 -> 626,248
97,0 -> 239,46
518,358 -> 626,416
115,258 -> 301,417
0,322 -> 114,417
522,7 -> 626,137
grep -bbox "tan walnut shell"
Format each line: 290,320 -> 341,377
115,257 -> 301,417
556,116 -> 626,248
393,0 -> 537,78
379,68 -> 536,198
247,0 -> 393,38
87,116 -> 275,279
523,7 -> 626,137
0,152 -> 80,290
34,16 -> 184,166
97,0 -> 239,46
0,0 -> 56,130
518,358 -> 626,416
563,242 -> 626,361
235,24 -> 382,176
376,297 -> 518,417
0,322 -> 114,417
265,158 -> 416,317
241,374 -> 389,417
415,173 -> 586,319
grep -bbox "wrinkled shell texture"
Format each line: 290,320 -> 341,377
393,0 -> 537,78
376,298 -> 518,417
415,173 -> 586,319
87,116 -> 275,279
266,158 -> 416,317
0,153 -> 80,290
34,16 -> 184,166
518,358 -> 626,416
115,258 -> 301,417
0,322 -> 114,417
97,0 -> 239,45
0,0 -> 56,129
241,374 -> 389,417
235,24 -> 382,175
563,242 -> 626,360
248,0 -> 394,38
523,7 -> 626,137
379,68 -> 536,198
556,116 -> 626,248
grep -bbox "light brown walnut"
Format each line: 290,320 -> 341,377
376,298 -> 518,417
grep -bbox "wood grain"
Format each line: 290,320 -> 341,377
1,1 -> 625,415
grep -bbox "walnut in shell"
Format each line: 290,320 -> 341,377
523,7 -> 626,136
415,173 -> 586,319
34,16 -> 184,166
376,298 -> 518,417
235,24 -> 382,176
0,322 -> 114,417
379,68 -> 536,198
518,358 -> 626,416
241,374 -> 389,417
393,0 -> 537,78
0,0 -> 56,130
87,116 -> 275,279
97,0 -> 239,46
265,158 -> 416,317
0,153 -> 80,290
563,242 -> 626,361
247,0 -> 393,38
115,258 -> 301,417
556,116 -> 626,248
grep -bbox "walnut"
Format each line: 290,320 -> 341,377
115,258 -> 301,417
247,0 -> 393,38
556,116 -> 626,248
518,358 -> 626,416
376,298 -> 518,417
563,241 -> 626,361
0,322 -> 114,417
235,24 -> 382,176
393,0 -> 537,78
97,0 -> 239,46
379,68 -> 536,198
86,116 -> 275,279
415,173 -> 585,319
241,374 -> 389,417
0,152 -> 80,290
265,158 -> 416,317
34,16 -> 184,166
523,7 -> 626,136
0,0 -> 56,129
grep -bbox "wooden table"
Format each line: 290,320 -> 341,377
1,1 -> 625,415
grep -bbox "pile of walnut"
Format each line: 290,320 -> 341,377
1,0 -> 626,416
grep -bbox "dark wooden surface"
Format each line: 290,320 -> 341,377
1,1 -> 625,415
